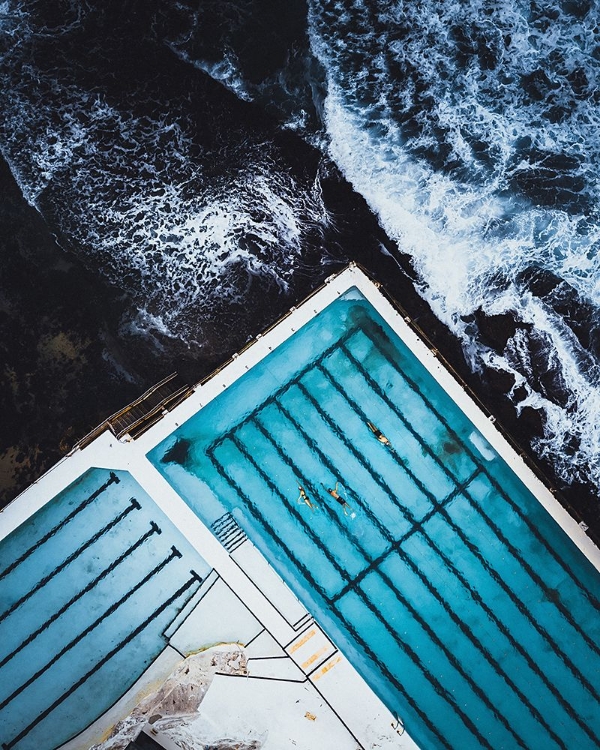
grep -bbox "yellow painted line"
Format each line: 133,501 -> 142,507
288,628 -> 316,654
311,655 -> 342,681
301,644 -> 330,670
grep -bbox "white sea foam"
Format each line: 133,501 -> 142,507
0,7 -> 331,353
308,0 -> 600,488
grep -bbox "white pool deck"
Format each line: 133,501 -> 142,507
2,264 -> 599,750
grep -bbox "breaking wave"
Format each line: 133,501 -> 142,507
0,0 -> 332,355
308,0 -> 600,488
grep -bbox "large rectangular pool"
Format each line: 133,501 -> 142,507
149,289 -> 600,750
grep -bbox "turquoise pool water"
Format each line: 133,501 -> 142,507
0,469 -> 210,750
150,290 -> 600,750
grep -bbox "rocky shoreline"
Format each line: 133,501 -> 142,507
0,159 -> 145,506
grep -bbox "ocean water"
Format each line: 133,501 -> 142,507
1,1 -> 599,505
307,0 -> 600,494
0,0 -> 339,359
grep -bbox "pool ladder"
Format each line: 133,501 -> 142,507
211,512 -> 248,554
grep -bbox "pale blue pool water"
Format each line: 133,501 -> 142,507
150,289 -> 600,750
0,469 -> 210,750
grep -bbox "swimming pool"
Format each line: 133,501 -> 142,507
0,468 -> 210,750
150,289 -> 600,750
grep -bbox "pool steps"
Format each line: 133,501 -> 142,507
287,624 -> 339,678
211,511 -> 248,553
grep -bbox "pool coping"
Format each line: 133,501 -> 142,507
1,263 -> 599,750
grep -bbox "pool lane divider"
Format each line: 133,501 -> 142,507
369,555 -> 564,748
208,326 -> 359,455
192,318 -> 514,750
331,603 -> 454,750
249,412 -> 373,564
338,337 -> 600,741
0,472 -> 119,582
339,334 -> 600,742
224,419 -> 517,748
222,434 -> 355,590
206,318 -> 600,747
220,330 -> 592,748
0,546 -> 182,714
465,477 -> 600,659
255,408 -> 537,750
2,570 -> 203,750
345,339 -> 600,684
329,468 -> 481,604
0,522 -> 162,672
208,448 -> 333,606
434,499 -> 600,746
0,497 -> 141,626
268,386 -> 549,741
311,365 -> 583,743
363,329 -> 600,616
459,487 -> 600,708
271,390 -> 399,526
362,336 -> 600,675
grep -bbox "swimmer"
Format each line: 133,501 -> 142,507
367,421 -> 391,447
297,485 -> 317,511
327,482 -> 356,518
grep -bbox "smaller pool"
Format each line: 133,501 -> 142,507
150,289 -> 600,750
0,468 -> 210,750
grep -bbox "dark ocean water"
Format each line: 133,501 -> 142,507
1,0 -> 600,523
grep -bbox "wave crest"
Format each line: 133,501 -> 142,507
308,0 -> 600,489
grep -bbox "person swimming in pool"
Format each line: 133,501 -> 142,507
367,421 -> 391,447
297,485 -> 317,511
327,482 -> 356,518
